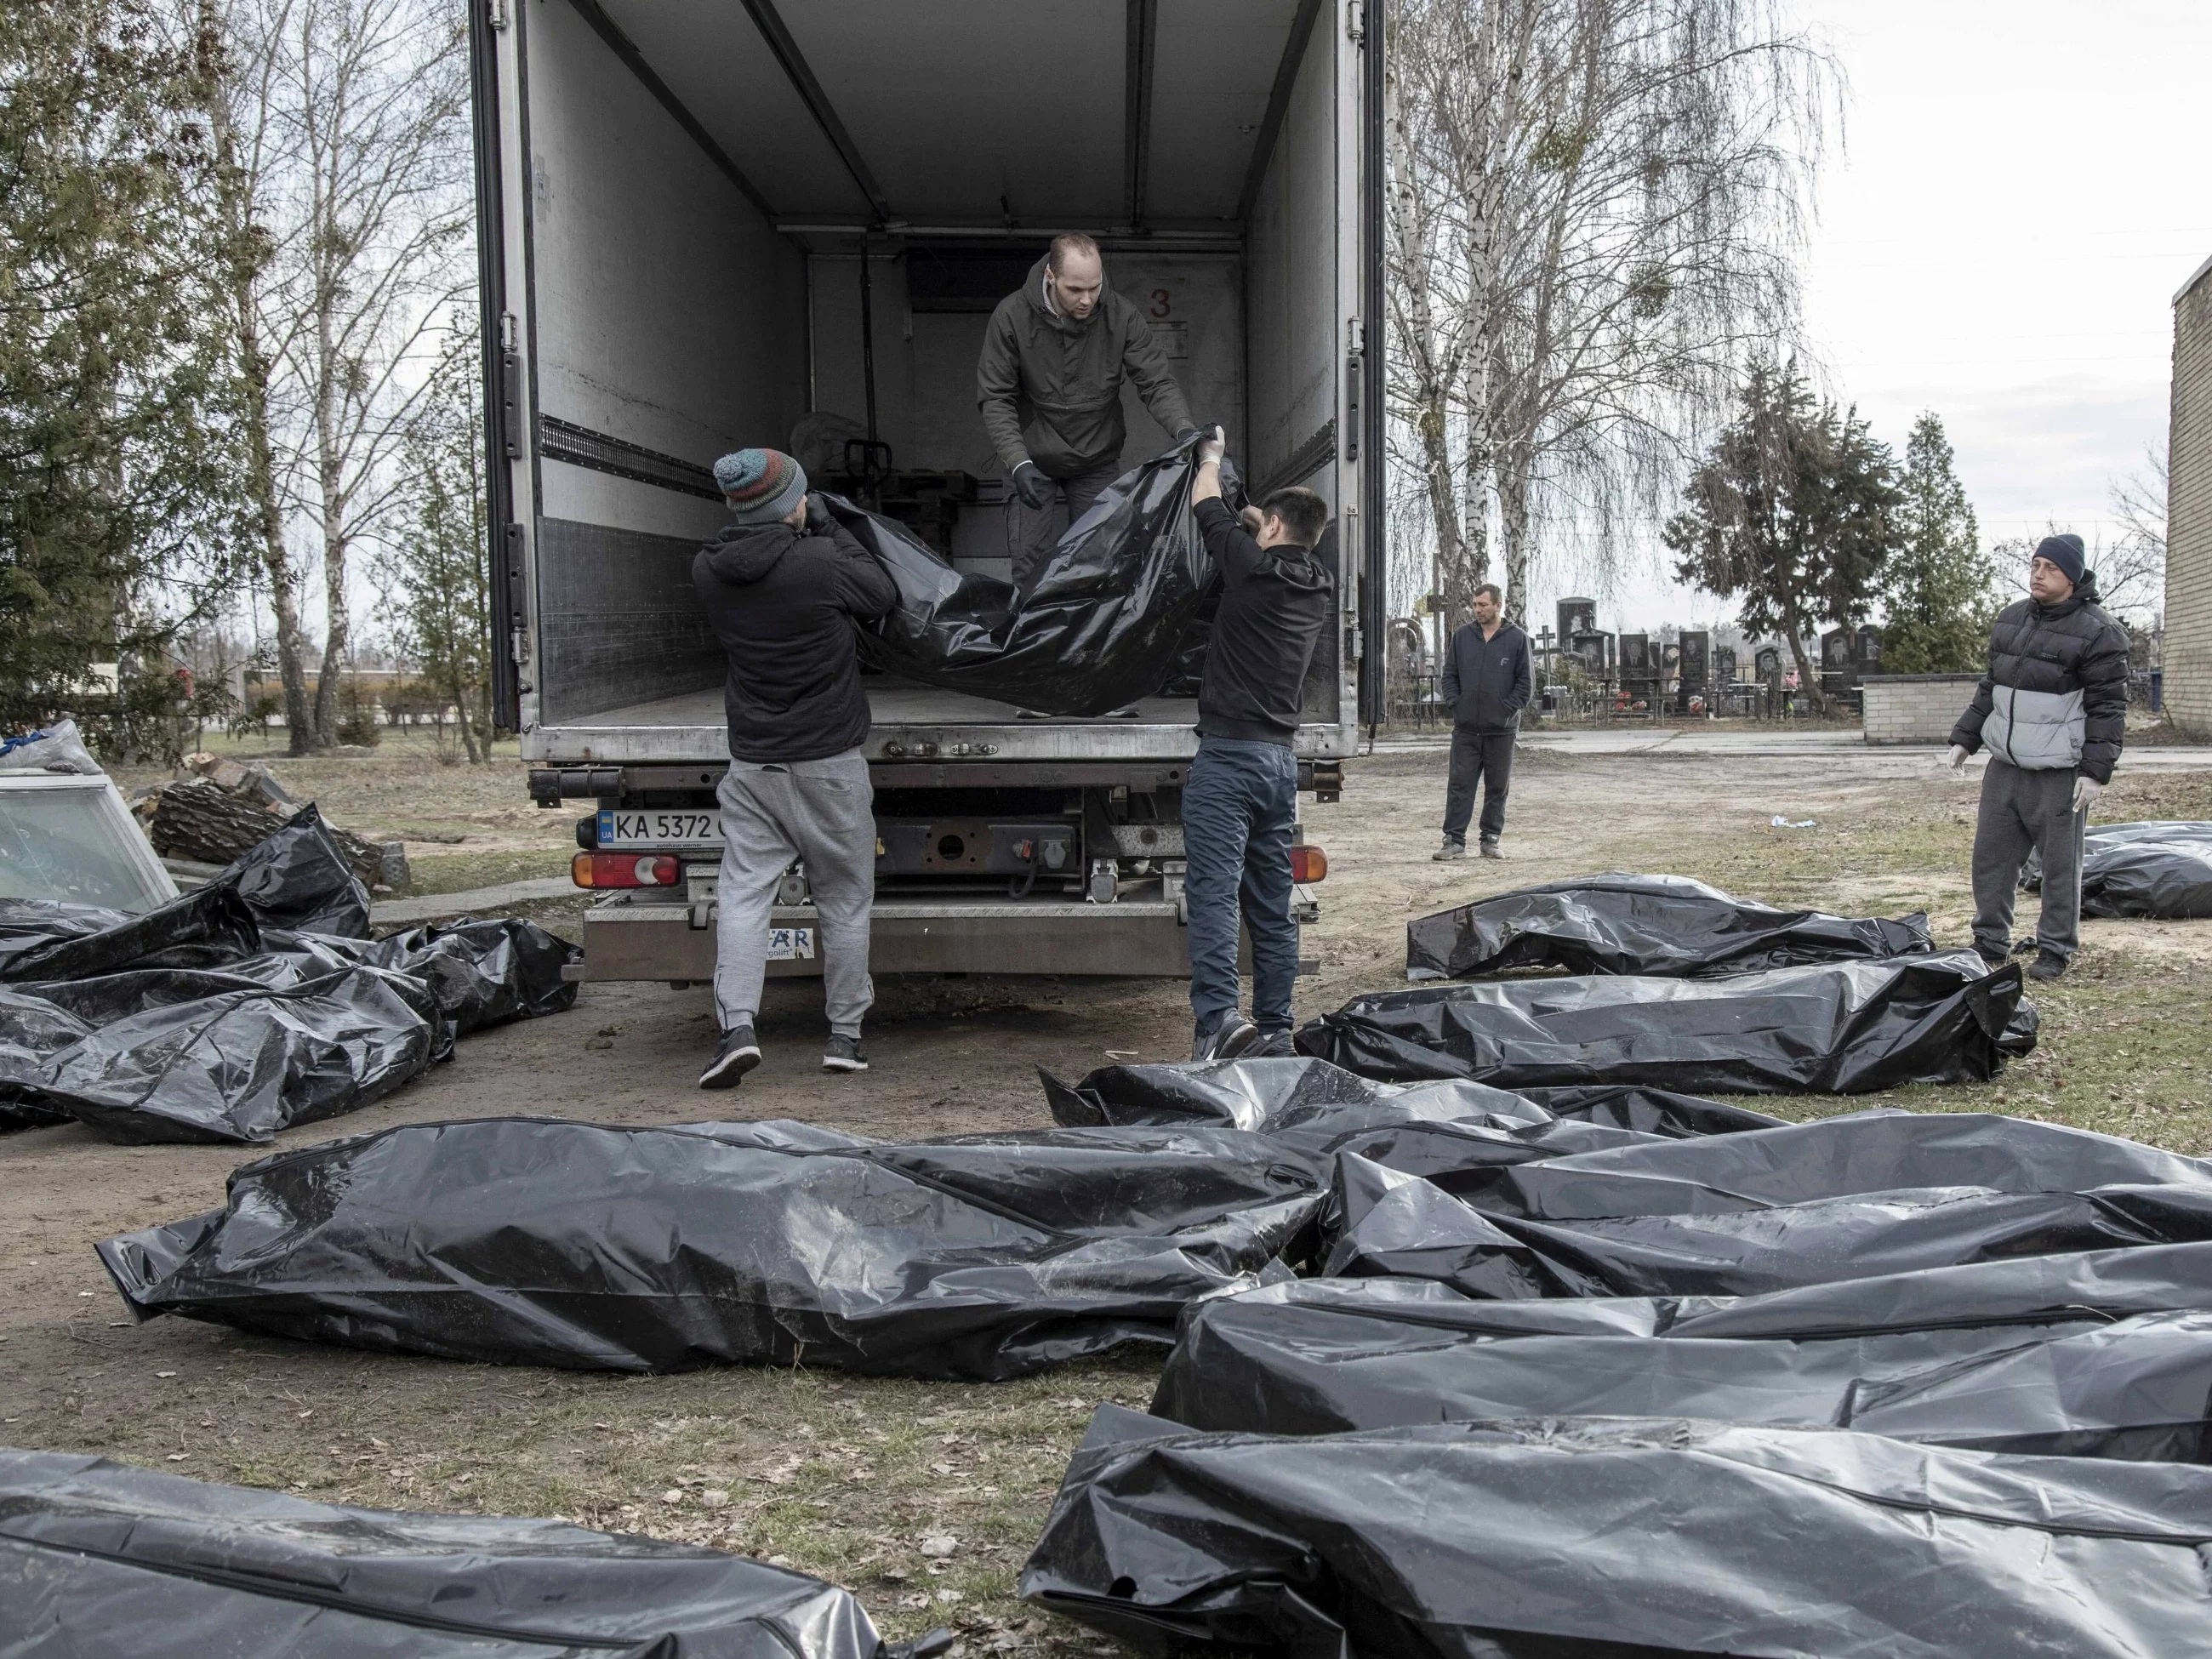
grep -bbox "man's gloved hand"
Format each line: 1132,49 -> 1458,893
2072,774 -> 2103,813
803,492 -> 832,533
1196,425 -> 1227,467
1946,744 -> 1970,776
1011,461 -> 1055,510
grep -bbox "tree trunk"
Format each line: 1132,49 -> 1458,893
1776,590 -> 1825,715
310,285 -> 348,746
1495,441 -> 1531,629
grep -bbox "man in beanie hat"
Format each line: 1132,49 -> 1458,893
1947,532 -> 2131,980
693,448 -> 898,1086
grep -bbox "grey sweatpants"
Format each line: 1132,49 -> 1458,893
714,750 -> 875,1037
1971,756 -> 2086,961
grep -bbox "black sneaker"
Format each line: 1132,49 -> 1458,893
823,1035 -> 869,1073
1974,945 -> 2009,971
698,1024 -> 761,1089
2027,949 -> 2068,983
1246,1027 -> 1297,1058
1193,1015 -> 1258,1063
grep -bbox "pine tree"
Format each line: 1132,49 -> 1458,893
0,0 -> 248,750
1878,412 -> 1993,672
1662,360 -> 1901,713
379,322 -> 492,762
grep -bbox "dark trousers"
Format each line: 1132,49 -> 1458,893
1005,458 -> 1122,596
1183,736 -> 1300,1031
1972,757 -> 2086,960
1443,727 -> 1514,845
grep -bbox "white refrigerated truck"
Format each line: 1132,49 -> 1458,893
468,0 -> 1384,982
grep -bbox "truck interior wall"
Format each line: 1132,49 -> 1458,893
807,249 -> 1246,581
523,0 -> 807,724
1246,11 -> 1340,504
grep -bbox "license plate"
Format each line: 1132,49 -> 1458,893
597,808 -> 720,847
767,926 -> 815,961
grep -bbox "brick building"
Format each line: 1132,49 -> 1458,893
2169,254 -> 2212,737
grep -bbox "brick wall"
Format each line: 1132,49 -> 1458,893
2169,259 -> 2212,738
1861,674 -> 1982,745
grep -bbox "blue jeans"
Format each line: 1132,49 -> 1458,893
1183,737 -> 1299,1030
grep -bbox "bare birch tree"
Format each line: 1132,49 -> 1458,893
1383,0 -> 1831,630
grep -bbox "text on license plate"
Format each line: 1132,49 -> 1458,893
597,809 -> 720,846
768,926 -> 815,961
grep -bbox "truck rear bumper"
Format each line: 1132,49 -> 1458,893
582,896 -> 1199,979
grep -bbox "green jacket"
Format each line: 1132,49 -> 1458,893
976,255 -> 1194,477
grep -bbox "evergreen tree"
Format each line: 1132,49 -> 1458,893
0,0 -> 247,750
1878,412 -> 1992,672
379,322 -> 491,761
1663,360 -> 1901,712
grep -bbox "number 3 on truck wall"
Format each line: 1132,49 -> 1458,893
1150,288 -> 1171,317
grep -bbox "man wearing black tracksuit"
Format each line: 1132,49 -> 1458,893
1434,584 -> 1535,859
1947,533 -> 2129,981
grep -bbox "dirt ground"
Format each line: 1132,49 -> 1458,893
12,739 -> 2212,1652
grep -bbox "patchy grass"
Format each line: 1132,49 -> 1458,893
402,846 -> 576,896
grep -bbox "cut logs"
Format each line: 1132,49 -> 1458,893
135,778 -> 409,890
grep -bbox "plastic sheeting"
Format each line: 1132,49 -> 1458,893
0,883 -> 260,982
1405,871 -> 1931,979
0,1446 -> 941,1658
2027,820 -> 2212,919
1325,1111 -> 2212,1297
835,438 -> 1235,716
1154,1251 -> 2212,1458
1297,950 -> 2036,1092
2,953 -> 441,1144
217,805 -> 372,937
98,1117 -> 1325,1379
1020,1405 -> 2212,1658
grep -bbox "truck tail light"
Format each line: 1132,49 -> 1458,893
573,852 -> 681,888
1290,844 -> 1328,883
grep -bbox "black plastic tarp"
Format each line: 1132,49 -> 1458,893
98,1117 -> 1325,1379
0,1446 -> 940,1658
0,883 -> 261,982
1020,1405 -> 2212,1657
2027,820 -> 2212,919
1042,1058 -> 1782,1141
1154,1250 -> 2212,1459
216,804 -> 372,937
1325,1111 -> 2212,1297
2,952 -> 441,1145
1297,950 -> 2036,1092
835,438 -> 1234,716
1406,871 -> 1931,979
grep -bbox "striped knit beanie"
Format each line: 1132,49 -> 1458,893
713,448 -> 808,525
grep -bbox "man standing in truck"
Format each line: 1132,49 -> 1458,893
1182,426 -> 1333,1061
693,448 -> 898,1088
977,233 -> 1201,595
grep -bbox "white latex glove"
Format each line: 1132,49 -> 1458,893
2072,774 -> 2103,813
1196,425 -> 1226,467
1945,744 -> 1970,776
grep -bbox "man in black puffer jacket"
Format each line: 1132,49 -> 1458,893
1947,533 -> 2130,980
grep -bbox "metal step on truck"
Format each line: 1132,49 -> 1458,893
469,0 -> 1385,983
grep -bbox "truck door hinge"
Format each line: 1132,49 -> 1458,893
1348,316 -> 1365,354
487,0 -> 510,29
500,349 -> 523,459
1347,3 -> 1365,44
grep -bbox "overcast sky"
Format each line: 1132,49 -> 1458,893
1540,0 -> 2205,636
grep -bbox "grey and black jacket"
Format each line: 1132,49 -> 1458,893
1949,576 -> 2130,782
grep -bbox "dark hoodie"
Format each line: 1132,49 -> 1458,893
975,254 -> 1194,477
1194,498 -> 1334,746
693,516 -> 898,763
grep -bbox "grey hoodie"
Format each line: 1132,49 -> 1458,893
975,255 -> 1194,477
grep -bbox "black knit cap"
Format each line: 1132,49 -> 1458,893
2034,533 -> 2087,587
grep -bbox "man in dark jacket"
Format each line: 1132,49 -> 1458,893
977,233 -> 1198,594
1947,533 -> 2130,980
1433,584 -> 1534,860
1182,427 -> 1333,1061
692,448 -> 898,1086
